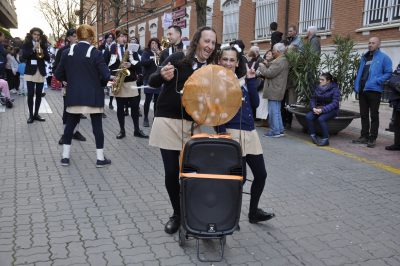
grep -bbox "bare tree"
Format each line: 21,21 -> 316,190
195,0 -> 207,28
38,0 -> 98,41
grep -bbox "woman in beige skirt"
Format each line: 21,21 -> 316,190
22,27 -> 50,123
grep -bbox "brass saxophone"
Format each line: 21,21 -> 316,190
112,45 -> 131,95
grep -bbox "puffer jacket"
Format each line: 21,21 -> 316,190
310,82 -> 341,114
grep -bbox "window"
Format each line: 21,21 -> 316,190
222,0 -> 240,42
254,0 -> 278,39
149,18 -> 158,38
363,0 -> 400,26
206,6 -> 213,28
130,0 -> 135,11
299,0 -> 332,34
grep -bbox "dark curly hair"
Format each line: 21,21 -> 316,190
24,27 -> 48,48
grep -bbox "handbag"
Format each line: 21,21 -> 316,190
50,75 -> 62,90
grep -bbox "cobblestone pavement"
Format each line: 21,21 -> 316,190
0,90 -> 399,266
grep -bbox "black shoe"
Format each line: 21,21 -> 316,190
248,209 -> 275,224
34,115 -> 46,122
41,92 -> 46,97
116,131 -> 126,139
73,131 -> 86,141
109,103 -> 114,110
143,117 -> 150,127
367,138 -> 376,148
61,158 -> 70,166
317,138 -> 329,146
310,134 -> 319,145
58,135 -> 64,145
385,144 -> 400,151
352,136 -> 368,144
96,157 -> 111,168
27,116 -> 34,124
134,129 -> 148,138
164,215 -> 180,234
102,113 -> 107,118
80,114 -> 87,119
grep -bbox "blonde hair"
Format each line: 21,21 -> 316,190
77,24 -> 95,41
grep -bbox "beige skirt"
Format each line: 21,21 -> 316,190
67,106 -> 104,114
149,117 -> 201,151
25,69 -> 45,83
226,128 -> 263,156
112,81 -> 139,98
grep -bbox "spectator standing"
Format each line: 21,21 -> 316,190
270,22 -> 283,49
258,43 -> 289,137
286,25 -> 304,51
352,37 -> 392,148
0,32 -> 6,79
306,26 -> 321,55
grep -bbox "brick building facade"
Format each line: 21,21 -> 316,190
97,0 -> 400,65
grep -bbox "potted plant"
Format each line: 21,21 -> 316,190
286,35 -> 361,135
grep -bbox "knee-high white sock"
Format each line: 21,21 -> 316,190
62,144 -> 71,159
96,149 -> 104,160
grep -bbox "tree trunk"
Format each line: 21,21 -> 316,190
195,0 -> 207,28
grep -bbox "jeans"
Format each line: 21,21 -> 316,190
305,109 -> 337,138
268,100 -> 284,135
359,91 -> 381,140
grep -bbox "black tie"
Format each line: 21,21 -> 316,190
120,45 -> 124,59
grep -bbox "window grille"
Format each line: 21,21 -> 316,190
206,6 -> 213,28
222,0 -> 240,42
255,0 -> 278,39
299,0 -> 332,33
363,0 -> 400,26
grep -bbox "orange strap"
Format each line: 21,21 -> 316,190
180,172 -> 243,181
190,133 -> 232,139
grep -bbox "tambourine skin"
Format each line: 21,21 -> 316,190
182,65 -> 242,126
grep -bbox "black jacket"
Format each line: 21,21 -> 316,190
22,41 -> 50,76
148,52 -> 195,120
55,42 -> 110,108
159,42 -> 185,66
141,49 -> 158,82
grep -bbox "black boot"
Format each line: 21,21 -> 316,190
116,130 -> 126,139
164,214 -> 180,234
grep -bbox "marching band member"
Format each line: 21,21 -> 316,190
22,27 -> 50,123
148,26 -> 217,234
99,32 -> 116,110
108,29 -> 148,139
140,38 -> 162,127
159,25 -> 187,65
216,45 -> 275,224
55,24 -> 111,167
54,28 -> 86,145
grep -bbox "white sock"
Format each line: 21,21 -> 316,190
96,149 -> 104,161
62,144 -> 71,159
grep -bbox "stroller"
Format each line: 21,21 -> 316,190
178,133 -> 243,262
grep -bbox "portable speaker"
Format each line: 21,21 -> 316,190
181,176 -> 242,235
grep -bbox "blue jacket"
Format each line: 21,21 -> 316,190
354,49 -> 392,93
55,42 -> 110,108
217,78 -> 259,132
310,82 -> 340,114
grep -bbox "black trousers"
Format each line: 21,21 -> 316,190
242,154 -> 267,214
359,91 -> 381,139
144,92 -> 159,119
27,81 -> 44,117
160,149 -> 181,216
116,96 -> 140,132
393,110 -> 400,146
64,113 -> 104,148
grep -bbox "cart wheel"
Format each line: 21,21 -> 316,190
178,227 -> 186,247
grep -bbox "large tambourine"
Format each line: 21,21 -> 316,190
182,65 -> 242,126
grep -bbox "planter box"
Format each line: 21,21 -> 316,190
288,106 -> 360,135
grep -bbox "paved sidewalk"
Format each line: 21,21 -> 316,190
0,90 -> 399,266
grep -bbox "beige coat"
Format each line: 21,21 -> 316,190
258,56 -> 289,101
